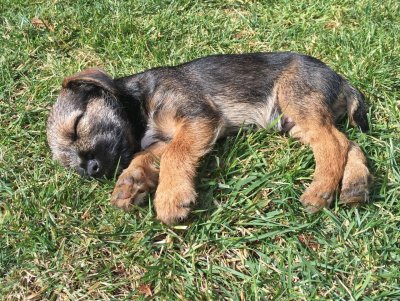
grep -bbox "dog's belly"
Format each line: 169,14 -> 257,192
223,101 -> 281,129
214,94 -> 292,136
140,92 -> 296,150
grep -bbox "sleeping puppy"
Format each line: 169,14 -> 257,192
47,52 -> 371,224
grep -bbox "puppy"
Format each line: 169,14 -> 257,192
47,52 -> 371,224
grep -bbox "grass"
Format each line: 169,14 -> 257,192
1,0 -> 399,300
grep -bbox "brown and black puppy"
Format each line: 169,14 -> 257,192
47,52 -> 371,225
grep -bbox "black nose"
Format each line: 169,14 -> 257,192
87,159 -> 101,177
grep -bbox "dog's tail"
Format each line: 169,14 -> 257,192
344,82 -> 369,132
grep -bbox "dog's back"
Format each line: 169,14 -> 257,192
144,52 -> 368,134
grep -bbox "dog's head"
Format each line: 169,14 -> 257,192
47,68 -> 137,178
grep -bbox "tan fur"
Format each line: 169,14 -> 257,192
112,115 -> 217,224
340,142 -> 371,204
278,67 -> 351,211
111,142 -> 167,210
155,119 -> 217,224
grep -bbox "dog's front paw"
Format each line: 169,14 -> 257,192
111,167 -> 156,211
154,183 -> 196,225
300,186 -> 333,213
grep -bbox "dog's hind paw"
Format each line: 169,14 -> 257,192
339,161 -> 371,206
300,188 -> 333,213
339,178 -> 370,205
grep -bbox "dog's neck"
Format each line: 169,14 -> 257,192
115,73 -> 153,143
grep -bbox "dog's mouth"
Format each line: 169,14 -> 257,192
73,155 -> 128,179
63,127 -> 138,179
73,145 -> 136,179
75,159 -> 106,178
74,159 -> 121,179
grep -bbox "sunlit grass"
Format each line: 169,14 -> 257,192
1,0 -> 399,300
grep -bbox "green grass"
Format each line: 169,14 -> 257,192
1,0 -> 399,300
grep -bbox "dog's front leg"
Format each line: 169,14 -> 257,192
111,142 -> 167,211
154,119 -> 218,225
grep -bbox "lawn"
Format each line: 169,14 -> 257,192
1,0 -> 399,300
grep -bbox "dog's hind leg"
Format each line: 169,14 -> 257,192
339,142 -> 371,205
288,119 -> 350,212
277,65 -> 351,211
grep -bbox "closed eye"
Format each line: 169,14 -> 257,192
71,114 -> 83,141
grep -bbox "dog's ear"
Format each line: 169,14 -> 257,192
62,68 -> 117,95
